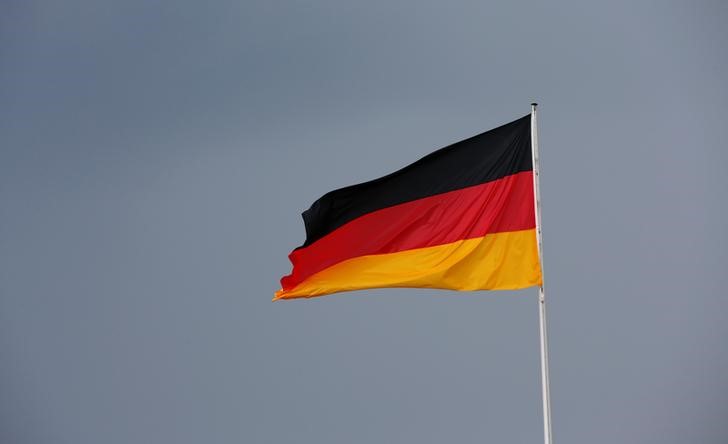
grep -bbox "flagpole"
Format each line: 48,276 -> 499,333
531,103 -> 553,444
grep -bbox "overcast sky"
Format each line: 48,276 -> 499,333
1,1 -> 727,443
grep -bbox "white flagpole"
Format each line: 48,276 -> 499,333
531,103 -> 553,444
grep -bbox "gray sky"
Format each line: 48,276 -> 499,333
2,1 -> 727,443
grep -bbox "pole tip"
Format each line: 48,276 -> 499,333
531,102 -> 538,107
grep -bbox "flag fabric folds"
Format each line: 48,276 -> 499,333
275,115 -> 542,300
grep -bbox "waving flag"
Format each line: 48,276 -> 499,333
275,114 -> 542,300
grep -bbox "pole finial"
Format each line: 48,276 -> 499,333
531,102 -> 538,107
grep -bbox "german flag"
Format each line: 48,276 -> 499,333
275,115 -> 542,300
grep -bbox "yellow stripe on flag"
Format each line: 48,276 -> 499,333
275,228 -> 542,300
